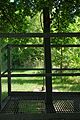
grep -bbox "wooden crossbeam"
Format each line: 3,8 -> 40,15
0,32 -> 80,38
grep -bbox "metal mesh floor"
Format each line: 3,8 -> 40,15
53,100 -> 74,113
1,96 -> 80,114
1,98 -> 45,114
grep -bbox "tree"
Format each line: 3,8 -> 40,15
1,0 -> 80,68
0,0 -> 80,32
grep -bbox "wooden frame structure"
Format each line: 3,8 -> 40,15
0,7 -> 80,119
1,34 -> 80,119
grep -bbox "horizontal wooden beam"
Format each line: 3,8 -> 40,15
1,73 -> 80,77
0,32 -> 80,38
2,44 -> 80,49
2,44 -> 80,52
7,44 -> 43,47
51,44 -> 80,47
1,68 -> 80,76
11,68 -> 80,71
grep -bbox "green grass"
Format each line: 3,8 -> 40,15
1,71 -> 80,100
11,77 -> 43,91
52,76 -> 80,92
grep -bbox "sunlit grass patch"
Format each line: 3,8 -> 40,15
1,71 -> 80,101
11,77 -> 43,91
52,76 -> 80,92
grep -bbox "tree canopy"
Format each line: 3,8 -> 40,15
0,0 -> 80,32
1,0 -> 80,69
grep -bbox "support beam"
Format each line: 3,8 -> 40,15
7,46 -> 11,95
43,7 -> 55,113
0,71 -> 1,110
0,44 -> 1,110
1,33 -> 80,38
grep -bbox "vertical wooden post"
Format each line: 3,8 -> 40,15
0,41 -> 1,110
0,75 -> 1,110
43,7 -> 55,113
7,45 -> 11,96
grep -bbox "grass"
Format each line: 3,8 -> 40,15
1,71 -> 80,100
11,77 -> 43,91
52,76 -> 80,92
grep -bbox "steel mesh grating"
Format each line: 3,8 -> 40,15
1,97 -> 45,114
53,100 -> 74,113
1,93 -> 80,114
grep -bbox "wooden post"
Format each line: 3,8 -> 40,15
0,76 -> 1,110
7,45 -> 11,95
43,7 -> 55,113
0,42 -> 1,110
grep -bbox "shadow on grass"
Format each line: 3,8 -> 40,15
2,76 -> 80,92
52,77 -> 80,92
69,84 -> 80,91
53,76 -> 80,84
11,79 -> 43,85
54,83 -> 80,92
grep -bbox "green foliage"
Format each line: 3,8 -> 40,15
1,0 -> 80,32
1,0 -> 80,70
51,16 -> 80,69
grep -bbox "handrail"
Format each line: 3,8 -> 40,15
11,68 -> 80,71
1,73 -> 80,77
0,32 -> 80,38
7,44 -> 44,47
51,44 -> 80,47
3,44 -> 80,48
